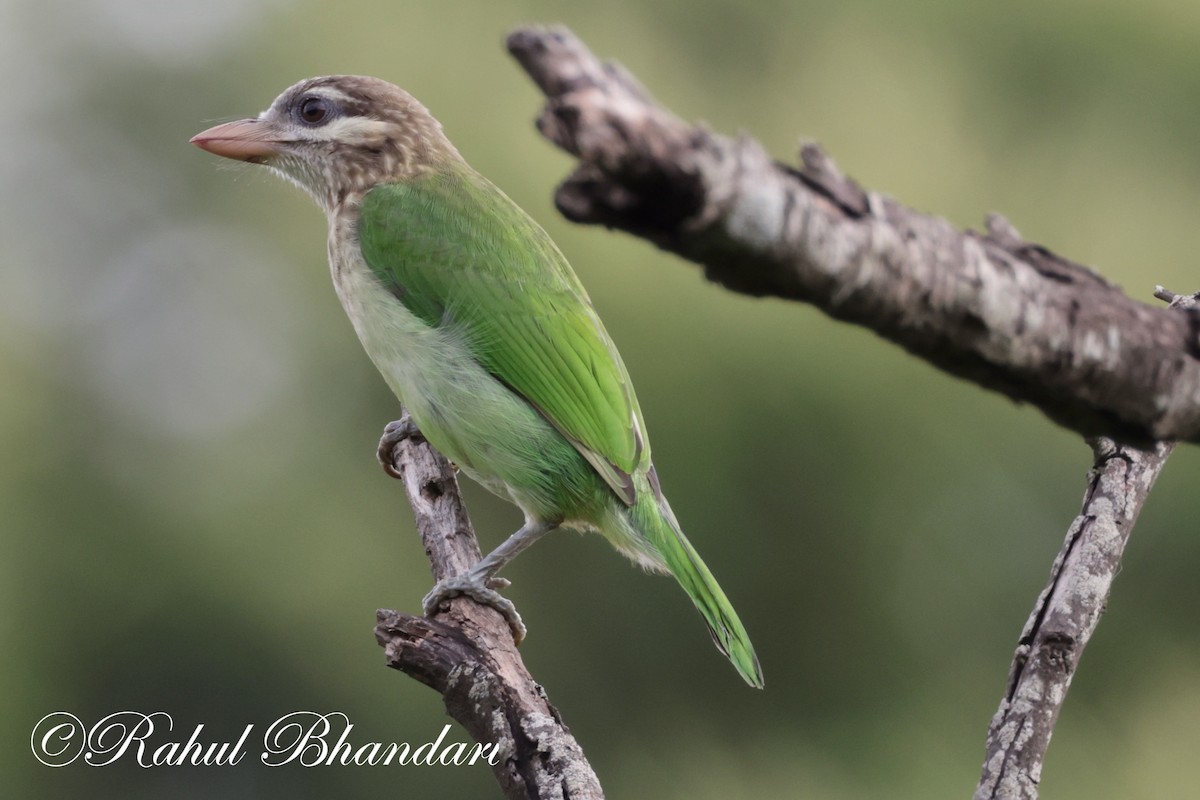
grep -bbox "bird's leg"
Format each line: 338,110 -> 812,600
376,415 -> 422,479
423,519 -> 558,644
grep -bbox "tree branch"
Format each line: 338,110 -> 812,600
506,25 -> 1200,446
505,25 -> 1199,798
973,437 -> 1172,799
975,288 -> 1193,797
374,417 -> 604,800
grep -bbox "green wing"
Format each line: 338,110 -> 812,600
358,166 -> 646,504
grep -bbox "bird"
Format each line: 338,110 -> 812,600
191,75 -> 762,687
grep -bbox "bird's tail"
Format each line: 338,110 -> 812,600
628,473 -> 764,688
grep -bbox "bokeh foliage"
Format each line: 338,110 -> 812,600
5,0 -> 1200,797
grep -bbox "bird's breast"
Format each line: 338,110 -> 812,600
327,227 -> 463,400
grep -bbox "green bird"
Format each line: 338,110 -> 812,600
191,76 -> 762,687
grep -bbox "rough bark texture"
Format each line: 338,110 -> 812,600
973,437 -> 1173,799
506,25 -> 1200,446
375,418 -> 604,800
502,25 -> 1200,799
974,289 -> 1193,798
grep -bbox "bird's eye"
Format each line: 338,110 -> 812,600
297,96 -> 332,126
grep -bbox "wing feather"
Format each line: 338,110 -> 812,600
358,167 -> 646,505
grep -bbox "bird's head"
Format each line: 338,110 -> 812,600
191,76 -> 458,212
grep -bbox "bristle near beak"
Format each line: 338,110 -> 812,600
190,119 -> 287,163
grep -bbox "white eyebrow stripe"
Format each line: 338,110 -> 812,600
306,86 -> 357,105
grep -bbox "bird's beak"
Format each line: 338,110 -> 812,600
190,118 -> 288,163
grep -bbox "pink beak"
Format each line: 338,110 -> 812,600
190,119 -> 287,163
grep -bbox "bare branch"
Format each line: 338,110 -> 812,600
974,285 -> 1186,793
505,26 -> 1200,797
506,25 -> 1200,445
973,437 -> 1173,798
375,418 -> 604,800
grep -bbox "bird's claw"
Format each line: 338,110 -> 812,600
422,574 -> 525,644
377,416 -> 422,479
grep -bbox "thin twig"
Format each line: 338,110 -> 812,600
375,416 -> 604,800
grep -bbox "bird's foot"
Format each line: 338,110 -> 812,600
377,416 -> 423,479
422,574 -> 526,644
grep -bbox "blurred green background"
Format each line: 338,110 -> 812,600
5,0 -> 1200,797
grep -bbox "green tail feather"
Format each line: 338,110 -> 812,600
632,487 -> 764,688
